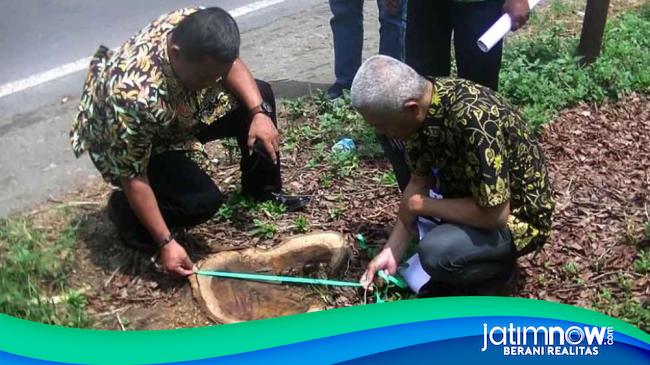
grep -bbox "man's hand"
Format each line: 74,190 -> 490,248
503,0 -> 530,31
160,240 -> 194,277
360,247 -> 399,290
248,113 -> 279,164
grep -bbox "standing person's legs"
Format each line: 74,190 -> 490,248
328,0 -> 364,97
195,79 -> 282,201
452,0 -> 505,90
405,0 -> 453,76
417,223 -> 516,286
382,0 -> 452,191
377,0 -> 407,61
108,151 -> 223,251
376,0 -> 408,189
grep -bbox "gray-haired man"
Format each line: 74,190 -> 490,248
353,56 -> 554,295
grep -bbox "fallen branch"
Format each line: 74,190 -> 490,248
116,312 -> 126,331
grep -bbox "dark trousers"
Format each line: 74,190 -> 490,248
328,0 -> 407,86
380,0 -> 505,191
417,223 -> 516,288
405,0 -> 505,90
109,80 -> 281,246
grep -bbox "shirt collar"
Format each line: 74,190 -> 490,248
426,77 -> 445,119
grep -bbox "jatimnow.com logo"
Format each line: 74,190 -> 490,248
481,323 -> 614,356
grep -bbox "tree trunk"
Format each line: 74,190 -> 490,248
577,0 -> 611,65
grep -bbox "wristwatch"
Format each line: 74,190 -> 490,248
249,101 -> 273,118
156,233 -> 175,249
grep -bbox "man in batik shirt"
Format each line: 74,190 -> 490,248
352,56 -> 554,294
71,7 -> 306,277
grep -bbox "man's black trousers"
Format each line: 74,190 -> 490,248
108,80 -> 281,246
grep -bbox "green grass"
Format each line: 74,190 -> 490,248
593,288 -> 649,333
633,220 -> 650,274
0,216 -> 90,327
501,10 -> 650,126
256,201 -> 287,220
251,219 -> 278,239
292,216 -> 310,234
282,91 -> 383,185
213,193 -> 290,223
374,171 -> 398,187
215,203 -> 235,221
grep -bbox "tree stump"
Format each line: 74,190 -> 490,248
189,232 -> 349,323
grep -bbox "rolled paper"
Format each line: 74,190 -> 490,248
478,0 -> 543,52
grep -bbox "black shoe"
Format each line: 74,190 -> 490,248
107,192 -> 157,253
417,281 -> 459,298
270,192 -> 310,212
326,83 -> 350,100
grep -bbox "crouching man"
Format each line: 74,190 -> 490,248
353,55 -> 555,294
70,8 -> 306,277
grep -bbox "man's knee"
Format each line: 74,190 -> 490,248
417,223 -> 515,284
417,225 -> 466,275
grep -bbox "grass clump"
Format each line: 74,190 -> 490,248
0,217 -> 90,327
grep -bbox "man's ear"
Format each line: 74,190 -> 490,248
404,100 -> 424,121
169,43 -> 182,60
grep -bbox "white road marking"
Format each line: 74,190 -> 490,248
0,0 -> 288,99
229,0 -> 287,17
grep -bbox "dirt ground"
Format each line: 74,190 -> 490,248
27,94 -> 649,331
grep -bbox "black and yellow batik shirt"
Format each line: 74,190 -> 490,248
70,8 -> 238,184
405,77 -> 555,254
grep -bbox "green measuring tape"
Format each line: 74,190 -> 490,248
194,269 -> 407,302
195,270 -> 363,287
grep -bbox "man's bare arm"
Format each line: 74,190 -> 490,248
408,194 -> 510,230
360,174 -> 431,288
120,176 -> 194,276
223,58 -> 262,110
223,58 -> 279,163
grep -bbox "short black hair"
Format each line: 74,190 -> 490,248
172,7 -> 240,63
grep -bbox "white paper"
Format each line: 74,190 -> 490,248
401,186 -> 441,293
398,254 -> 431,294
478,0 -> 543,52
398,217 -> 437,294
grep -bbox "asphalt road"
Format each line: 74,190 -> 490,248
0,0 -> 320,119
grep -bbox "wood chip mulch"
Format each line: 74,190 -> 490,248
519,94 -> 649,329
29,94 -> 648,330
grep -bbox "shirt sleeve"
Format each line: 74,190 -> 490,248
90,97 -> 155,182
462,103 -> 511,208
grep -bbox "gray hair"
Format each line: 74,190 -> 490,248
350,55 -> 428,116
